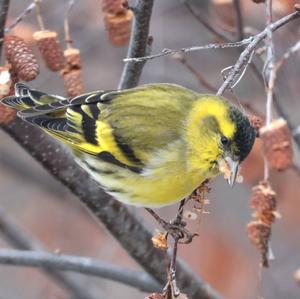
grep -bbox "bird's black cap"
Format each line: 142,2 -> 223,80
229,106 -> 256,161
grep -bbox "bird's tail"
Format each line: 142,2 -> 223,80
1,83 -> 68,119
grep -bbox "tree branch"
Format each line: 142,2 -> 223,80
118,0 -> 154,89
0,208 -> 102,299
216,9 -> 300,95
0,248 -> 160,292
124,38 -> 253,63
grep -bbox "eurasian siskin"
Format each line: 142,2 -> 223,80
2,83 -> 256,207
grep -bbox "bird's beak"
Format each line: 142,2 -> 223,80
225,156 -> 239,188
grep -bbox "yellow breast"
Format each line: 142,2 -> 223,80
78,140 -> 218,207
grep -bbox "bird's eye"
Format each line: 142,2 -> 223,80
221,136 -> 229,145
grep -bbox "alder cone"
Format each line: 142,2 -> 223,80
63,48 -> 81,69
247,221 -> 271,267
33,30 -> 65,71
260,118 -> 293,171
62,69 -> 84,97
250,181 -> 276,215
102,0 -> 127,14
4,35 -> 39,81
104,10 -> 133,46
61,48 -> 84,97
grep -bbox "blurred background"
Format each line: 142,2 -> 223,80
0,0 -> 299,298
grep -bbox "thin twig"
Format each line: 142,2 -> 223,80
216,9 -> 300,95
0,208 -> 101,299
64,0 -> 75,49
274,39 -> 300,72
5,1 -> 38,33
124,37 -> 253,63
263,0 -> 275,181
233,0 -> 244,40
0,248 -> 160,292
118,0 -> 154,89
34,0 -> 45,30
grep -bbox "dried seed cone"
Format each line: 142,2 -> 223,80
247,221 -> 271,267
151,232 -> 168,251
64,48 -> 81,69
61,48 -> 84,97
33,30 -> 65,71
102,0 -> 126,14
104,10 -> 133,46
4,35 -> 39,81
248,115 -> 264,137
251,181 -> 276,215
62,69 -> 84,97
260,118 -> 293,171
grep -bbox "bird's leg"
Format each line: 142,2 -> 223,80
147,199 -> 198,298
145,199 -> 198,243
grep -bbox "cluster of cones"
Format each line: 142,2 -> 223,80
247,115 -> 293,267
0,0 -> 134,124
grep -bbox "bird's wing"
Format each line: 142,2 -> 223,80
2,83 -> 197,172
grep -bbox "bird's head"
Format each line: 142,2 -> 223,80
187,97 -> 256,186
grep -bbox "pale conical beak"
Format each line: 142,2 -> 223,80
225,157 -> 239,188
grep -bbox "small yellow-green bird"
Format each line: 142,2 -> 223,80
2,83 -> 255,207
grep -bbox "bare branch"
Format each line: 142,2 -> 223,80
0,208 -> 102,299
118,0 -> 154,89
216,9 -> 300,95
124,38 -> 253,63
0,248 -> 160,292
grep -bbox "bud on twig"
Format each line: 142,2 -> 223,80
260,118 -> 293,171
33,30 -> 65,71
4,35 -> 39,82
